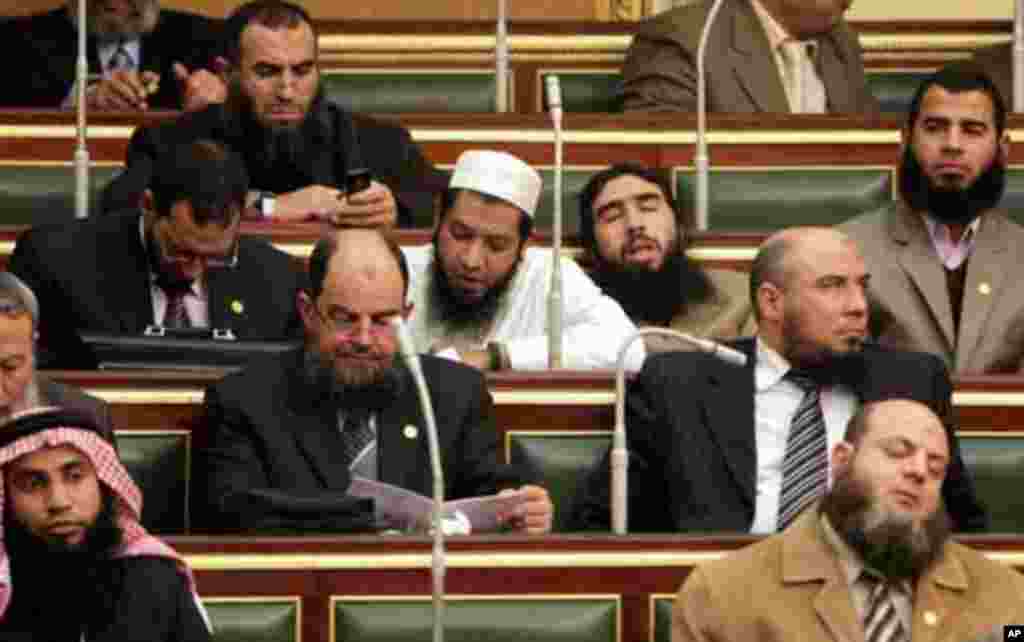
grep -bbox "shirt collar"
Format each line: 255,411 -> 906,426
923,214 -> 982,249
750,0 -> 795,51
754,337 -> 793,391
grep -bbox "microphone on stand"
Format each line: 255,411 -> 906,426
74,0 -> 91,219
545,74 -> 564,368
391,317 -> 446,642
694,0 -> 728,231
611,328 -> 746,534
495,0 -> 509,113
1015,0 -> 1023,112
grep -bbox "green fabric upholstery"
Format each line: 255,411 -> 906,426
116,431 -> 189,535
996,168 -> 1024,227
535,167 -> 604,235
333,596 -> 618,642
652,596 -> 675,642
676,168 -> 893,231
866,71 -> 929,114
507,431 -> 612,532
540,71 -> 621,113
204,598 -> 299,642
959,436 -> 1024,533
321,70 -> 498,113
0,164 -> 122,224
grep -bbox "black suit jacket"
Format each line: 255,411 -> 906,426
0,8 -> 221,109
196,349 -> 529,532
100,100 -> 443,227
572,338 -> 987,533
7,210 -> 304,369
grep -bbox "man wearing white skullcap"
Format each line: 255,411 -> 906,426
403,150 -> 645,371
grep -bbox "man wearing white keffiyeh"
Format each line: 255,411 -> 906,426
0,408 -> 210,641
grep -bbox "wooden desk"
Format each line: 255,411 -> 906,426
170,534 -> 1024,642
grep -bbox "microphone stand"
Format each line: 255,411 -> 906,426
545,75 -> 564,368
694,0 -> 728,231
392,318 -> 445,642
495,0 -> 509,113
611,328 -> 746,534
74,0 -> 91,219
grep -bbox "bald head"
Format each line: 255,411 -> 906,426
308,228 -> 409,301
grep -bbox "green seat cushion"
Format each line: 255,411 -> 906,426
0,164 -> 122,224
535,167 -> 606,235
959,436 -> 1024,533
540,71 -> 621,113
204,598 -> 299,642
652,595 -> 675,642
508,431 -> 611,532
676,167 -> 893,231
334,596 -> 618,642
116,431 -> 189,535
996,168 -> 1024,227
866,71 -> 929,114
322,71 -> 498,113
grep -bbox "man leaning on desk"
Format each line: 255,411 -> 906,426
7,139 -> 304,370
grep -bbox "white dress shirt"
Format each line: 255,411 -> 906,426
750,339 -> 857,533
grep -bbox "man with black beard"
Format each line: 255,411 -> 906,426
841,66 -> 1024,373
197,227 -> 553,533
403,150 -> 644,371
0,408 -> 210,641
101,0 -> 441,227
571,227 -> 986,533
672,399 -> 1024,642
578,163 -> 753,351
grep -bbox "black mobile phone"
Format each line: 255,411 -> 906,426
345,168 -> 372,196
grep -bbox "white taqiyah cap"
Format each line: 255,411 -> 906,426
449,150 -> 543,218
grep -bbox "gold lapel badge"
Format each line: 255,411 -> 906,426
923,611 -> 939,627
403,425 -> 419,439
978,283 -> 991,296
230,300 -> 245,315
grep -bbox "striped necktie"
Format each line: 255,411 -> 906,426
108,40 -> 134,72
777,369 -> 828,529
161,283 -> 192,329
863,575 -> 907,642
340,409 -> 375,469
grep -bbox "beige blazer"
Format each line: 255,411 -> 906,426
841,202 -> 1024,374
620,0 -> 878,113
674,509 -> 1024,642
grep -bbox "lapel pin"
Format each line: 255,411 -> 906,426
978,283 -> 991,296
923,611 -> 939,627
230,300 -> 245,314
403,425 -> 418,439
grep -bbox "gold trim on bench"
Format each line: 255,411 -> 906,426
87,388 -> 204,404
0,125 -> 135,138
953,392 -> 1024,407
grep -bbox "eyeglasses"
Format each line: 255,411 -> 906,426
156,223 -> 240,269
315,307 -> 401,337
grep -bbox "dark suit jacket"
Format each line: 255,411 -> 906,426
196,349 -> 530,532
100,100 -> 443,227
38,376 -> 115,444
7,210 -> 304,369
571,338 -> 987,533
620,0 -> 878,113
0,8 -> 221,110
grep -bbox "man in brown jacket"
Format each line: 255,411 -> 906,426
673,399 -> 1024,642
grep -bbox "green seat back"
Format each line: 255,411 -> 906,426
0,164 -> 122,224
959,436 -> 1024,533
321,70 -> 499,113
866,71 -> 929,114
333,596 -> 618,642
996,168 -> 1024,227
540,71 -> 621,113
117,431 -> 189,535
535,167 -> 605,235
652,595 -> 675,642
204,598 -> 300,642
508,431 -> 612,532
676,167 -> 893,231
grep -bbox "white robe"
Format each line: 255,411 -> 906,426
402,245 -> 646,371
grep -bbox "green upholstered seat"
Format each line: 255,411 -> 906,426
203,598 -> 300,642
675,167 -> 894,231
333,595 -> 619,642
539,71 -> 621,113
866,70 -> 929,114
0,163 -> 122,224
535,167 -> 606,235
321,70 -> 499,113
995,168 -> 1024,227
507,431 -> 612,532
116,431 -> 189,535
959,436 -> 1024,533
652,595 -> 675,642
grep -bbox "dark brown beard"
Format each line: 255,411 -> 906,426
899,143 -> 1006,226
428,235 -> 524,328
302,347 -> 403,413
820,464 -> 951,581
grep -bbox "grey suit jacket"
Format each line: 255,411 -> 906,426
620,0 -> 878,113
674,508 -> 1024,642
841,202 -> 1024,374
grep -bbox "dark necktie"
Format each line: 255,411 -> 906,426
340,409 -> 375,469
777,369 -> 828,529
161,283 -> 192,329
108,40 -> 133,72
863,575 -> 907,642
